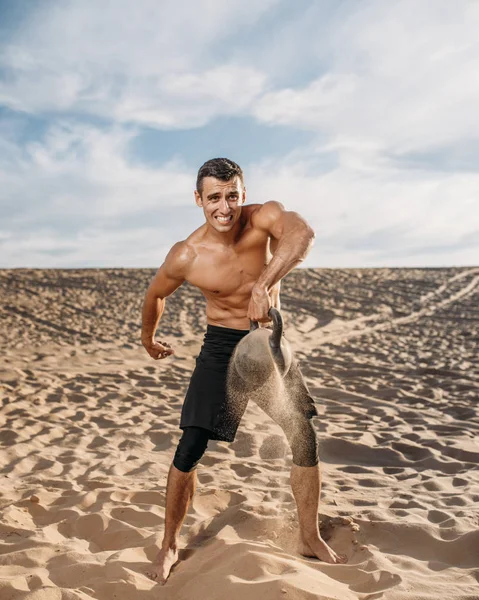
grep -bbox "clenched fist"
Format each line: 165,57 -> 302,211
142,339 -> 175,360
247,285 -> 272,323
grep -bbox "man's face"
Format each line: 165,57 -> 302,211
195,176 -> 246,232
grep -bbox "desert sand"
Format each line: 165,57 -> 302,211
1,266 -> 478,600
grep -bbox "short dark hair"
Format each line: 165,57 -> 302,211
196,158 -> 244,195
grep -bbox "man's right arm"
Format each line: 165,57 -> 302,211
141,241 -> 193,359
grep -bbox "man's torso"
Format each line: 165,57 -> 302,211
181,204 -> 279,329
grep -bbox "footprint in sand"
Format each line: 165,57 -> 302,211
258,434 -> 288,460
350,570 -> 403,595
147,431 -> 174,451
129,491 -> 166,506
230,431 -> 257,458
427,509 -> 455,526
230,463 -> 262,478
111,506 -> 163,528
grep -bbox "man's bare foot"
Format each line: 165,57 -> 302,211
298,535 -> 348,564
145,547 -> 179,584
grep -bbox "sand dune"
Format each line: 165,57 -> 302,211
1,267 -> 478,599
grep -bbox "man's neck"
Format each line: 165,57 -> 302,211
204,214 -> 246,246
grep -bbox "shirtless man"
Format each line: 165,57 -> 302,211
141,158 -> 347,584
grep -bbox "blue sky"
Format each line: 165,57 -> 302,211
0,0 -> 478,268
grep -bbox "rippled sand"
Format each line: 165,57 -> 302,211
1,267 -> 478,599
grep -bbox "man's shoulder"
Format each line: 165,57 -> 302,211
164,238 -> 198,278
169,222 -> 207,258
247,201 -> 285,230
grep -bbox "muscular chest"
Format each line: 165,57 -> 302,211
188,231 -> 271,297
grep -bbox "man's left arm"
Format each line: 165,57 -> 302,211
248,201 -> 315,322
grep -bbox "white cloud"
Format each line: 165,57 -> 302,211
0,0 -> 276,127
245,0 -> 479,267
0,227 -> 175,268
1,0 -> 478,268
1,122 -> 193,215
0,122 -> 205,267
0,118 -> 478,268
254,73 -> 357,129
253,0 -> 479,154
248,150 -> 479,268
113,66 -> 266,128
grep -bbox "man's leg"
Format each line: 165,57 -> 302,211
146,427 -> 210,583
286,419 -> 348,564
290,463 -> 347,563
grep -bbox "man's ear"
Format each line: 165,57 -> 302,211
194,190 -> 202,207
241,187 -> 246,204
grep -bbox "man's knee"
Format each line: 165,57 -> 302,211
173,427 -> 210,473
289,419 -> 319,467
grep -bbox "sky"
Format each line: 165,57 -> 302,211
0,0 -> 478,269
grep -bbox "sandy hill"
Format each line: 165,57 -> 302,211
1,267 -> 478,600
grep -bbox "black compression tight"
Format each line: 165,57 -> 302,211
172,422 -> 318,471
173,427 -> 210,472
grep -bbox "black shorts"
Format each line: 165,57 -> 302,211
179,324 -> 250,442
